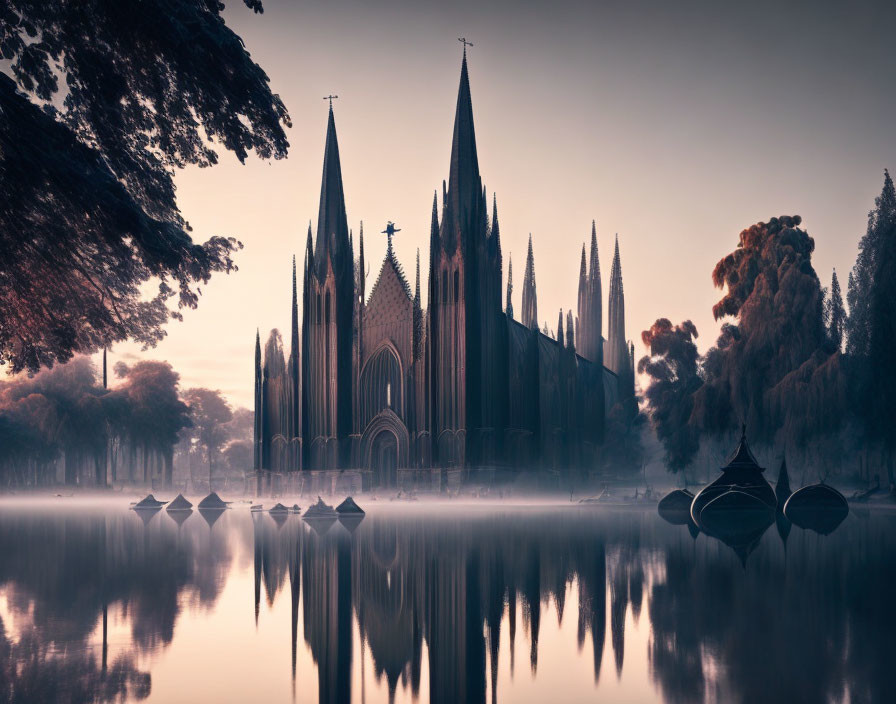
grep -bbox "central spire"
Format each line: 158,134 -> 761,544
314,103 -> 350,280
441,47 -> 482,253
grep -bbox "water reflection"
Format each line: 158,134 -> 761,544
0,503 -> 893,703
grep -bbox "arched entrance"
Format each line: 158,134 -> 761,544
370,430 -> 398,488
361,409 -> 410,489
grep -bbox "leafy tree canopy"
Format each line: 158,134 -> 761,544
0,1 -> 290,372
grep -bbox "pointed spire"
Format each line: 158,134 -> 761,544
490,192 -> 502,258
506,255 -> 514,320
414,249 -> 421,304
522,234 -> 538,329
588,220 -> 603,362
430,189 -> 440,254
414,248 -> 423,360
607,234 -> 628,381
567,311 -> 575,350
557,309 -> 564,344
291,254 -> 299,359
441,47 -> 482,253
304,222 -> 314,271
314,103 -> 350,280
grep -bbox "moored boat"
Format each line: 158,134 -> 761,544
166,494 -> 192,511
657,489 -> 694,525
133,494 -> 168,510
783,483 -> 849,534
691,426 -> 776,526
303,497 -> 337,518
335,496 -> 365,515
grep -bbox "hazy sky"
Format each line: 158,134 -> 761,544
112,0 -> 896,407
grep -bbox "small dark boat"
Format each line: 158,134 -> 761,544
657,489 -> 694,525
691,426 -> 776,526
166,494 -> 193,511
783,483 -> 849,535
250,504 -> 263,512
197,492 -> 230,510
303,497 -> 337,519
775,458 -> 791,509
335,496 -> 365,515
133,494 -> 168,510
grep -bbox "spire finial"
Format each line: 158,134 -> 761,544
323,94 -> 338,111
458,37 -> 474,55
381,221 -> 401,257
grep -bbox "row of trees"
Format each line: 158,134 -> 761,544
640,172 -> 896,486
0,356 -> 252,488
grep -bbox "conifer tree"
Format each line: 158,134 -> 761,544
846,170 -> 896,482
825,269 -> 846,350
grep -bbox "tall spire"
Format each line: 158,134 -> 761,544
414,248 -> 423,360
490,193 -> 502,259
557,309 -> 564,344
441,46 -> 482,253
429,190 -> 440,255
522,234 -> 538,329
589,220 -> 602,356
607,234 -> 628,377
291,255 -> 299,357
566,310 -> 575,350
314,103 -> 350,280
576,220 -> 603,363
506,255 -> 514,320
359,221 -> 366,302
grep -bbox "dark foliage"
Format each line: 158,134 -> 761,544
0,1 -> 290,372
693,215 -> 840,447
638,319 -> 701,472
845,171 -> 896,453
824,269 -> 846,351
0,356 -> 189,485
182,387 -> 233,482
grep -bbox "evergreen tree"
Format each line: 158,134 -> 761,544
825,269 -> 846,350
846,170 -> 896,482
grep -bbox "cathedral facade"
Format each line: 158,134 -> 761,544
254,51 -> 635,488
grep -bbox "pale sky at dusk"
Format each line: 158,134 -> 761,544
111,0 -> 896,408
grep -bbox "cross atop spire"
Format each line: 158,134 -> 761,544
458,37 -> 474,53
381,221 -> 401,256
323,94 -> 338,110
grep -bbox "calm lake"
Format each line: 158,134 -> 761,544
0,499 -> 892,703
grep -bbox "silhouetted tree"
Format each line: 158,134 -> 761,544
183,388 -> 233,486
112,361 -> 191,486
691,216 -> 843,455
0,1 -> 290,373
846,170 -> 896,484
825,269 -> 846,350
638,319 -> 702,473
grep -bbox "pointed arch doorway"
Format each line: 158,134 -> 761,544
370,429 -> 398,488
361,409 -> 410,489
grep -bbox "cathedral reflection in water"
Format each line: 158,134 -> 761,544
0,506 -> 894,704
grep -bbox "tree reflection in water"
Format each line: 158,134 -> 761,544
0,504 -> 893,704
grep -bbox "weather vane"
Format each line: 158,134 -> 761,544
381,221 -> 401,254
458,37 -> 473,51
323,94 -> 338,109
